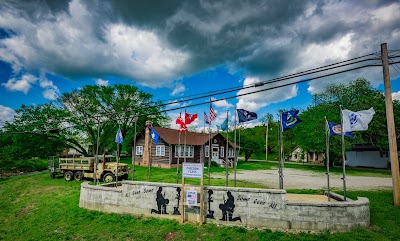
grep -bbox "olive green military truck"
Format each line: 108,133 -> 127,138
48,155 -> 129,183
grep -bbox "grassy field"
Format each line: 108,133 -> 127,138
1,165 -> 400,241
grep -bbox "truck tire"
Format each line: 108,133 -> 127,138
103,173 -> 115,183
74,171 -> 83,181
50,172 -> 56,179
121,174 -> 128,180
64,171 -> 74,182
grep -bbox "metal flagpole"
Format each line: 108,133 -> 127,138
94,116 -> 100,185
225,111 -> 229,187
116,126 -> 121,187
234,109 -> 237,187
279,111 -> 284,189
176,130 -> 181,184
266,120 -> 269,161
324,117 -> 331,201
340,105 -> 347,201
208,97 -> 212,186
184,108 -> 187,164
132,118 -> 137,181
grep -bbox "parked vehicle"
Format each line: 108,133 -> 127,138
48,155 -> 129,183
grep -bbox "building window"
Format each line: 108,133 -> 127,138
205,146 -> 210,157
380,151 -> 389,158
156,145 -> 165,156
228,148 -> 234,157
175,145 -> 194,158
220,147 -> 225,157
136,146 -> 143,156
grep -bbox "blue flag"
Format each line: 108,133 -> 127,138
220,117 -> 228,131
327,122 -> 354,138
281,110 -> 302,131
237,109 -> 257,123
150,127 -> 160,144
115,128 -> 123,144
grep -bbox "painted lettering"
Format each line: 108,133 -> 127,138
237,195 -> 250,202
143,188 -> 154,193
269,202 -> 277,209
253,199 -> 266,205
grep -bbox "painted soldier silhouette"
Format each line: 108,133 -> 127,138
173,187 -> 181,215
219,191 -> 241,222
206,189 -> 215,219
151,187 -> 169,214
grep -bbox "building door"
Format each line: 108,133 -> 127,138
212,146 -> 219,161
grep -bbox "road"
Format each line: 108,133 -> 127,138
218,167 -> 393,190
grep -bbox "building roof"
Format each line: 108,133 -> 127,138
130,126 -> 238,148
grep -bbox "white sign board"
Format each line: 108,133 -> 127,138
182,162 -> 204,179
186,190 -> 197,206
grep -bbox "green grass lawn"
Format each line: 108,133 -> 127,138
1,169 -> 400,241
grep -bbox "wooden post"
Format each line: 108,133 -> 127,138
199,166 -> 204,225
381,43 -> 400,205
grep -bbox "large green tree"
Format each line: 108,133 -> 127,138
3,84 -> 169,158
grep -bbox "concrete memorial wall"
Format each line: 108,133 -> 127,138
79,181 -> 369,231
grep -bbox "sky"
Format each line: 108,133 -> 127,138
1,0 -> 400,131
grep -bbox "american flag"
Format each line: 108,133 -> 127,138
204,111 -> 210,124
210,104 -> 217,122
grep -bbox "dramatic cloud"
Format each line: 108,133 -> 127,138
212,97 -> 233,109
0,0 -> 399,105
2,74 -> 37,94
236,77 -> 298,112
171,83 -> 186,96
0,104 -> 16,125
96,79 -> 109,86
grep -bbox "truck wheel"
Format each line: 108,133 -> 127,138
74,171 -> 83,181
50,172 -> 56,179
64,171 -> 74,182
121,174 -> 128,180
103,173 -> 115,183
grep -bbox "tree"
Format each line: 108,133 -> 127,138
294,78 -> 400,162
59,84 -> 169,155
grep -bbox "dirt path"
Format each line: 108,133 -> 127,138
216,168 -> 393,190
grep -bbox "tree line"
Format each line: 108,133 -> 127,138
1,78 -> 399,166
235,78 -> 400,163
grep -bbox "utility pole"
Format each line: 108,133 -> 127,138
381,43 -> 400,205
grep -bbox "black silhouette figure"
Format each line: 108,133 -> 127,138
173,187 -> 181,215
206,190 -> 215,219
218,191 -> 241,222
151,187 -> 169,214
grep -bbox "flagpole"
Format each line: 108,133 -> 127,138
324,117 -> 331,202
132,117 -> 137,181
208,97 -> 212,186
225,111 -> 229,187
279,111 -> 284,189
340,105 -> 347,201
176,130 -> 181,184
266,120 -> 269,161
184,108 -> 187,164
94,116 -> 100,185
234,109 -> 237,187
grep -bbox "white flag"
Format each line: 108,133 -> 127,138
342,107 -> 375,132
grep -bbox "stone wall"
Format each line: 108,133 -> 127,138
79,181 -> 369,231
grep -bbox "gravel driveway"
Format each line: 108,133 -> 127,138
218,168 -> 393,190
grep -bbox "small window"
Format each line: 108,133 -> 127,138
136,146 -> 143,155
156,145 -> 165,156
205,146 -> 210,157
228,148 -> 234,157
220,147 -> 225,157
175,145 -> 194,158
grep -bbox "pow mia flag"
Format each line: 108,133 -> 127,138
237,109 -> 257,123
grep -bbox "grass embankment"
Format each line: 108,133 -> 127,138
0,158 -> 47,174
1,172 -> 400,241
